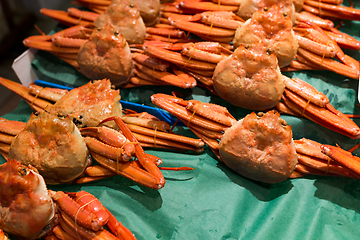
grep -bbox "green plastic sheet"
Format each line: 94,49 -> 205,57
2,2 -> 360,239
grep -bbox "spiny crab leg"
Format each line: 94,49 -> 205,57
100,116 -> 165,190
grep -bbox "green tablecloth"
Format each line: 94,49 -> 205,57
2,2 -> 360,239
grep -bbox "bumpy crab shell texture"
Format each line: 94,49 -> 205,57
8,106 -> 89,185
77,25 -> 134,86
53,79 -> 122,129
130,0 -> 161,26
219,111 -> 298,183
233,4 -> 298,68
0,160 -> 55,239
212,41 -> 284,111
94,0 -> 146,44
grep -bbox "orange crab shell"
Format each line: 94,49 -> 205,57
212,41 -> 285,111
0,160 -> 55,239
53,79 -> 123,129
77,24 -> 134,86
8,106 -> 90,185
219,111 -> 298,183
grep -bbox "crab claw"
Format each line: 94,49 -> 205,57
99,116 -> 165,190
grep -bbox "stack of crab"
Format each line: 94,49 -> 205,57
1,0 -> 360,239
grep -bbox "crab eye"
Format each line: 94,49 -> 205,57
266,49 -> 274,55
264,7 -> 268,12
19,167 -> 29,176
97,28 -> 101,32
129,4 -> 134,8
283,12 -> 288,17
114,31 -> 120,36
34,112 -> 39,116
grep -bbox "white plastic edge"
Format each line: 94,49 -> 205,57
11,48 -> 39,87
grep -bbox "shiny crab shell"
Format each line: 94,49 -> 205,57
0,160 -> 55,239
213,41 -> 285,111
219,111 -> 298,183
8,106 -> 89,185
77,25 -> 134,86
94,0 -> 146,44
233,4 -> 299,68
53,79 -> 123,129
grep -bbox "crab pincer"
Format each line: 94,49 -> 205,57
100,116 -> 165,190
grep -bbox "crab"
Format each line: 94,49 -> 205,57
212,40 -> 285,110
73,0 -> 161,27
24,24 -> 134,86
40,0 -> 146,44
150,93 -> 360,182
0,159 -> 136,239
8,105 -> 90,185
158,0 -> 360,78
233,4 -> 299,68
1,104 -> 166,189
0,78 -> 205,187
219,111 -> 298,183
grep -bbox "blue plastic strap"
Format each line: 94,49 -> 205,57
34,79 -> 185,126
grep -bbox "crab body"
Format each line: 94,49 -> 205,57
219,111 -> 298,183
8,106 -> 90,185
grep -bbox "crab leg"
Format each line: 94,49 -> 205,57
151,94 -> 229,132
0,118 -> 26,136
89,151 -> 164,189
40,8 -> 95,27
67,7 -> 99,22
181,42 -> 230,63
281,89 -> 360,139
67,190 -> 110,228
144,45 -> 217,71
52,225 -> 77,240
106,210 -> 137,240
125,123 -> 204,148
283,76 -> 329,108
132,52 -> 170,72
297,153 -> 359,178
146,27 -> 187,39
134,61 -> 197,88
321,145 -> 360,178
178,1 -> 239,13
170,20 -> 236,38
81,126 -> 136,161
101,116 -> 165,189
83,137 -> 134,162
296,48 -> 359,79
51,191 -> 105,231
28,84 -> 68,102
304,0 -> 360,21
295,11 -> 334,30
58,210 -> 118,240
0,77 -> 53,111
132,131 -> 204,152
